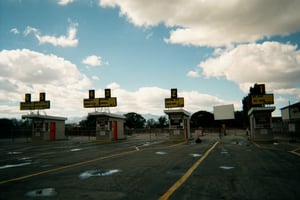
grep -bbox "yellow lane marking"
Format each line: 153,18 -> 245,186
159,140 -> 220,200
289,146 -> 300,156
289,150 -> 300,156
252,142 -> 261,148
291,146 -> 300,152
0,149 -> 138,185
254,141 -> 300,156
0,140 -> 187,185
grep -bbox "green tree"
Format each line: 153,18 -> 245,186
158,116 -> 168,128
190,111 -> 215,128
124,112 -> 146,129
146,118 -> 156,128
79,115 -> 96,129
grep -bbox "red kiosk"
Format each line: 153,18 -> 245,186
20,92 -> 67,141
164,89 -> 191,141
83,89 -> 125,141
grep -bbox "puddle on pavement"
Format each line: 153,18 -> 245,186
25,188 -> 57,197
219,166 -> 235,170
190,153 -> 202,157
155,151 -> 167,155
18,157 -> 32,161
136,142 -> 151,148
221,151 -> 229,154
70,148 -> 82,152
7,151 -> 22,155
0,162 -> 31,169
79,169 -> 121,180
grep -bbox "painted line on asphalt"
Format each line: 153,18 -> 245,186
136,140 -> 186,151
290,146 -> 300,157
289,150 -> 300,156
0,149 -> 138,185
254,141 -> 300,156
0,141 -> 188,185
159,140 -> 220,200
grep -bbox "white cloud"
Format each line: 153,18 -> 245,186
24,23 -> 79,47
24,26 -> 39,36
10,28 -> 19,35
102,84 -> 228,116
82,55 -> 102,67
106,82 -> 121,90
0,49 -> 90,87
0,49 -> 243,120
198,41 -> 300,95
186,70 -> 199,78
274,88 -> 300,99
0,49 -> 92,120
92,75 -> 100,80
99,0 -> 300,47
57,0 -> 75,6
0,61 -> 237,121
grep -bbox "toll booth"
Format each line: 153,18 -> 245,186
164,109 -> 191,141
88,112 -> 125,141
248,107 -> 275,142
22,113 -> 67,141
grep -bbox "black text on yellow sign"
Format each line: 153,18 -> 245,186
165,97 -> 184,108
251,94 -> 274,105
20,101 -> 50,110
83,97 -> 117,108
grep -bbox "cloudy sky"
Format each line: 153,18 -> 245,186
1,0 -> 300,122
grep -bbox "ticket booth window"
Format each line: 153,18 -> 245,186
255,112 -> 271,128
33,120 -> 43,137
92,112 -> 125,141
164,109 -> 191,141
45,123 -> 49,132
170,118 -> 183,129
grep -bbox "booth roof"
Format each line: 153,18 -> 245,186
88,111 -> 125,119
22,113 -> 67,121
164,109 -> 191,116
248,106 -> 276,116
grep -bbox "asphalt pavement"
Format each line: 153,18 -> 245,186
0,132 -> 300,200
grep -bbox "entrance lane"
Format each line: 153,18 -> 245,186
0,134 -> 220,199
171,134 -> 300,200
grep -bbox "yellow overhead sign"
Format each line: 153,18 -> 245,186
20,93 -> 50,110
84,89 -> 117,108
83,97 -> 117,108
165,97 -> 184,108
83,98 -> 100,108
100,97 -> 117,107
251,94 -> 274,105
20,101 -> 50,110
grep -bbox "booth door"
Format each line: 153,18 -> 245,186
113,121 -> 118,140
184,119 -> 188,139
50,122 -> 56,141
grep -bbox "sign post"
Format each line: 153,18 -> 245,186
164,88 -> 184,108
